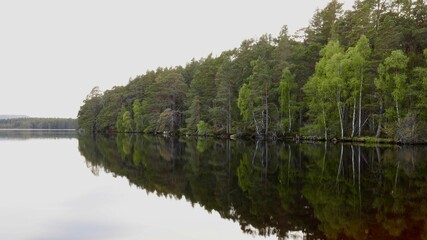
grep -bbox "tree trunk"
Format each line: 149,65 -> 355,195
336,143 -> 344,186
227,88 -> 231,135
358,71 -> 363,136
376,101 -> 383,137
288,94 -> 292,133
352,97 -> 356,138
253,111 -> 260,135
322,104 -> 328,140
351,145 -> 355,185
265,87 -> 269,137
338,100 -> 344,139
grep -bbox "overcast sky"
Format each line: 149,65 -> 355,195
0,0 -> 354,118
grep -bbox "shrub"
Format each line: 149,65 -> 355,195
196,120 -> 213,136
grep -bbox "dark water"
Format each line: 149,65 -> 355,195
78,134 -> 427,240
1,131 -> 426,239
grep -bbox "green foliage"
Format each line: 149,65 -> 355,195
375,50 -> 409,136
133,100 -> 143,132
78,87 -> 103,132
76,1 -> 427,142
186,55 -> 223,126
303,40 -> 345,138
278,68 -> 297,134
237,83 -> 254,122
196,120 -> 213,136
185,96 -> 201,133
116,106 -> 134,133
122,111 -> 133,132
210,53 -> 240,134
158,108 -> 180,133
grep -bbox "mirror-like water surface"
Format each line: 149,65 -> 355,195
1,131 -> 426,239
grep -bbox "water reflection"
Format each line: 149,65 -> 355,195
0,129 -> 77,140
78,134 -> 427,240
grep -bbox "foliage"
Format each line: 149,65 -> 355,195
277,67 -> 298,135
196,120 -> 213,136
77,0 -> 427,142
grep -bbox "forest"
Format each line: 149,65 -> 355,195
0,118 -> 78,129
78,0 -> 427,143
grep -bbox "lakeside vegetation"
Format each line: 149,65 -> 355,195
78,0 -> 427,143
0,118 -> 78,130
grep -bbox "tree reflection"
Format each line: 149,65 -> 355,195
78,134 -> 427,239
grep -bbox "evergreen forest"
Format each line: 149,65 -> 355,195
78,0 -> 427,143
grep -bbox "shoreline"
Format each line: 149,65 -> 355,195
92,130 -> 427,145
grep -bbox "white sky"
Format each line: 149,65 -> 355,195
0,0 -> 354,118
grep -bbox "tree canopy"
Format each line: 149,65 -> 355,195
78,0 -> 427,142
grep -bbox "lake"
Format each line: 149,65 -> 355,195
1,131 -> 426,239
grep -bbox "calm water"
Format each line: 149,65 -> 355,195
1,131 -> 426,239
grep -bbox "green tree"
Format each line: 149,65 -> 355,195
237,57 -> 275,137
303,40 -> 346,139
143,71 -> 188,133
248,58 -> 274,136
185,95 -> 201,133
196,120 -> 213,136
278,68 -> 297,134
122,111 -> 133,132
116,105 -> 134,132
96,86 -> 127,132
344,35 -> 371,137
77,86 -> 103,132
375,50 -> 409,136
211,53 -> 240,135
237,82 -> 257,134
186,55 -> 223,130
133,100 -> 143,132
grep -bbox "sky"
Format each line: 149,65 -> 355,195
0,0 -> 355,118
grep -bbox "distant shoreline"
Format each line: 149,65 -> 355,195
0,129 -> 76,131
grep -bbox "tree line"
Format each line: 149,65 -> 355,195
78,0 -> 427,142
0,118 -> 78,129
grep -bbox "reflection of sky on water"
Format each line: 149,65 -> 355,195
0,129 -> 77,140
0,136 -> 275,240
286,231 -> 305,240
32,221 -> 120,240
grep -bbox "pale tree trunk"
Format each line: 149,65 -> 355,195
263,141 -> 269,181
358,71 -> 363,136
337,96 -> 344,140
376,120 -> 382,138
321,142 -> 327,178
394,161 -> 400,191
352,97 -> 356,138
253,111 -> 260,136
322,104 -> 328,141
338,104 -> 344,139
351,145 -> 355,185
336,143 -> 344,186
